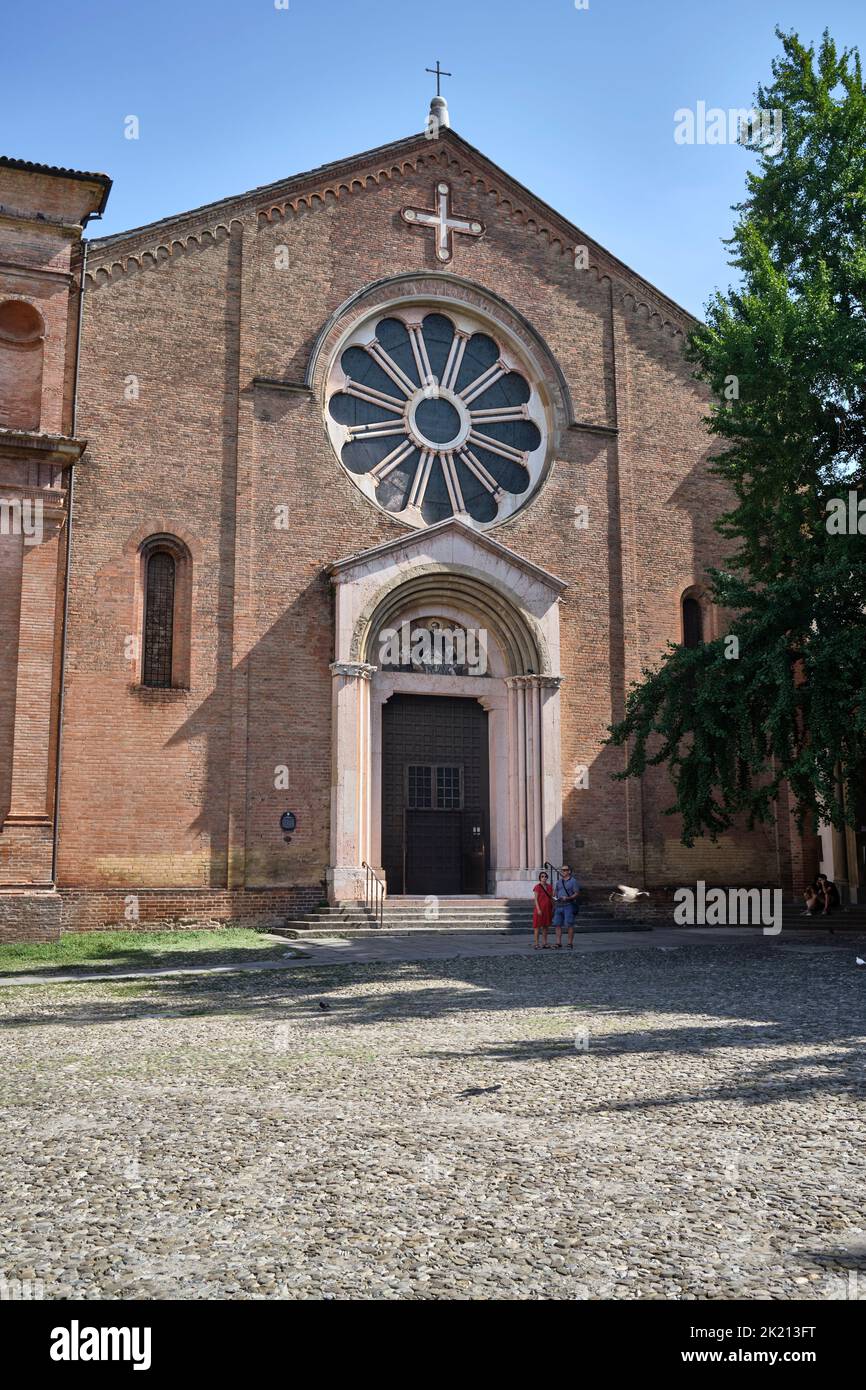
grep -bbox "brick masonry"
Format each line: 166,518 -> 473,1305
0,129 -> 819,940
56,885 -> 323,933
0,889 -> 62,943
0,160 -> 109,910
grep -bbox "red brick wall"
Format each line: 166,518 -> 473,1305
0,885 -> 320,940
15,132 -> 782,931
0,166 -> 104,906
62,230 -> 240,888
0,165 -> 90,438
58,885 -> 322,932
0,889 -> 62,943
0,529 -> 23,825
0,308 -> 44,429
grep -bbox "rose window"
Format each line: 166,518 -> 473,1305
325,306 -> 548,528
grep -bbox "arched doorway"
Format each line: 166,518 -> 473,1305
382,692 -> 489,895
327,520 -> 567,903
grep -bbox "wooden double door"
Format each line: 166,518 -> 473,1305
382,694 -> 489,896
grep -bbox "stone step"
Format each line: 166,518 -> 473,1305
271,916 -> 866,939
279,910 -> 611,924
279,919 -> 539,931
381,901 -> 533,908
324,900 -> 532,910
269,920 -> 641,940
278,916 -> 866,935
287,907 -> 535,918
275,899 -> 866,937
317,902 -> 866,916
312,907 -> 533,916
298,902 -> 866,915
305,914 -> 535,923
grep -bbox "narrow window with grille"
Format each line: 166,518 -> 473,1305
142,550 -> 176,687
406,764 -> 463,810
407,764 -> 433,810
436,764 -> 462,809
682,595 -> 704,648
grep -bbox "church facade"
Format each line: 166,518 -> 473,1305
0,106 -> 826,940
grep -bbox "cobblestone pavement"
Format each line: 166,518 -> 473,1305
0,925 -> 844,985
1,942 -> 864,1300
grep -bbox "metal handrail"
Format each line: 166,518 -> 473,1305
543,860 -> 561,885
361,861 -> 386,930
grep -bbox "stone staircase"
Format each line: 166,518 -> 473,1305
270,895 -> 622,938
775,905 -> 866,932
612,898 -> 866,932
267,893 -> 866,939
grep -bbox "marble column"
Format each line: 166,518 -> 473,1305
328,660 -> 376,902
502,674 -> 563,888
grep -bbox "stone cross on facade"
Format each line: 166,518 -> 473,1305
401,182 -> 485,264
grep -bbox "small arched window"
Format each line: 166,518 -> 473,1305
138,535 -> 191,690
682,594 -> 704,648
142,549 -> 176,687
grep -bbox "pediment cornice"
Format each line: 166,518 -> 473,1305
329,517 -> 568,596
83,130 -> 697,336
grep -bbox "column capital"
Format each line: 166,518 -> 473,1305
505,674 -> 562,690
330,660 -> 377,681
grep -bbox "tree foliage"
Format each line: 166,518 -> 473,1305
608,29 -> 866,844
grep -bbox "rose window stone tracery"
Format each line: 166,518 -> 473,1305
325,304 -> 548,529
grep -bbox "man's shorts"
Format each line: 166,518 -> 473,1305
553,904 -> 576,928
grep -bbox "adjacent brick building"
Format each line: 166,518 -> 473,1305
0,105 -> 833,941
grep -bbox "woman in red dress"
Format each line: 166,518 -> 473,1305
532,871 -> 554,949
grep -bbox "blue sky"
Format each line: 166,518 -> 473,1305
4,0 -> 863,316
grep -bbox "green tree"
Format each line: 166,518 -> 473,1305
607,28 -> 866,845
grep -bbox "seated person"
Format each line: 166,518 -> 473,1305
817,873 -> 841,915
802,883 -> 820,916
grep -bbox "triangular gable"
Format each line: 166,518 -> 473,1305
329,517 -> 568,596
87,127 -> 695,333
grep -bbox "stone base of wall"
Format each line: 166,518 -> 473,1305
0,888 -> 63,942
0,885 -> 325,941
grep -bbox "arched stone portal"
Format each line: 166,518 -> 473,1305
327,519 -> 566,902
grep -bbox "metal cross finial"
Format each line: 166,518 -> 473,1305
425,61 -> 452,98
